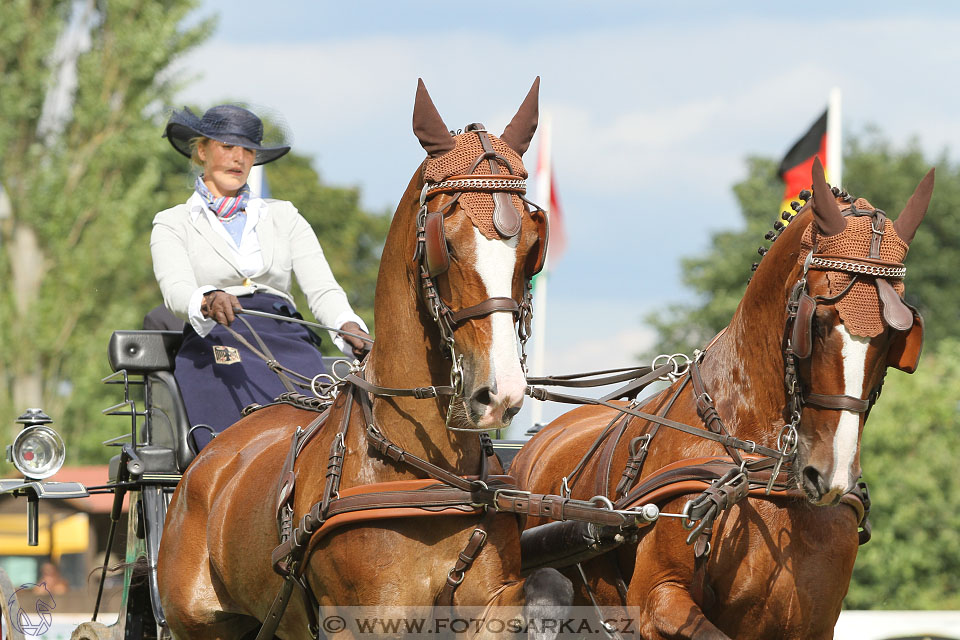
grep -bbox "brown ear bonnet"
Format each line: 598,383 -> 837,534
799,204 -> 909,338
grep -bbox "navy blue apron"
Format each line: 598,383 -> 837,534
174,293 -> 327,445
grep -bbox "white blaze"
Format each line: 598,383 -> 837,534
831,325 -> 870,489
472,228 -> 525,402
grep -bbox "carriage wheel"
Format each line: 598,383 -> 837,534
71,620 -> 115,640
0,567 -> 27,640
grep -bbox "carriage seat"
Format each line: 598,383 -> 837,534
107,330 -> 346,475
108,330 -> 194,473
107,330 -> 182,373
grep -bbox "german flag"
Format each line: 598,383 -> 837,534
778,110 -> 828,217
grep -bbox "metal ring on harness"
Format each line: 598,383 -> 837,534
186,424 -> 217,455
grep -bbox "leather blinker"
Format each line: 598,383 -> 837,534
886,309 -> 924,373
526,209 -> 549,277
792,292 -> 817,359
876,278 -> 914,332
424,211 -> 450,278
492,193 -> 523,238
424,207 -> 548,279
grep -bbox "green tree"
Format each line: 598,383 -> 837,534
261,152 -> 390,344
0,0 -> 213,460
846,338 -> 960,609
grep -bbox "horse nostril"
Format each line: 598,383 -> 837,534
802,466 -> 823,497
504,405 -> 521,421
472,387 -> 494,408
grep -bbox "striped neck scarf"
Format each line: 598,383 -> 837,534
195,175 -> 250,221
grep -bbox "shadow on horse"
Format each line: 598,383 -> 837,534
158,79 -> 572,639
512,158 -> 933,639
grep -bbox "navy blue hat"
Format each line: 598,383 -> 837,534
164,104 -> 291,166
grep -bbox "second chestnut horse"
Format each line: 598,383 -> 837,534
512,158 -> 933,639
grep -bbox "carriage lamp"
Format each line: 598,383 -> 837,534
7,408 -> 66,480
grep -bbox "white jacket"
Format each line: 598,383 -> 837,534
151,192 -> 363,347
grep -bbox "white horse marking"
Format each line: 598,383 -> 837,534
472,228 -> 525,408
829,325 -> 870,490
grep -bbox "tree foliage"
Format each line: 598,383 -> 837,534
846,339 -> 960,609
0,3 -> 389,461
0,0 -> 214,460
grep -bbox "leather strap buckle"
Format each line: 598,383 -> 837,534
493,488 -> 531,512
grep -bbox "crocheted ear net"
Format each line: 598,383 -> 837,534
424,133 -> 527,240
799,198 -> 909,337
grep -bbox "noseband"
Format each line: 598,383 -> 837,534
783,206 -> 920,427
412,124 -> 549,429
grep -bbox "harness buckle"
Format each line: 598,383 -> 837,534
492,488 -> 532,512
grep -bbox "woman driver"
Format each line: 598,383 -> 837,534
150,104 -> 371,441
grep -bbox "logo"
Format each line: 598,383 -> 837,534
213,345 -> 242,365
8,583 -> 56,637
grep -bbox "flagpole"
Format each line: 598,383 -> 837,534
529,114 -> 552,432
827,88 -> 842,188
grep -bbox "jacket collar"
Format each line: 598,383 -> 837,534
187,191 -> 271,274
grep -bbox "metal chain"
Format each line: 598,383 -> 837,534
809,257 -> 906,278
427,177 -> 527,194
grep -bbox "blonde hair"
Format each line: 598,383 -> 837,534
188,136 -> 209,168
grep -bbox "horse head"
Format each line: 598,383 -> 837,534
375,78 -> 546,431
781,158 -> 933,505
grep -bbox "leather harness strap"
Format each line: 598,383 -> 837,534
448,296 -> 519,325
258,367 -> 667,638
803,392 -> 873,413
344,372 -> 455,399
435,511 -> 495,607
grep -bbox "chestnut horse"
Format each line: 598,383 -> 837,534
158,79 -> 571,639
512,159 -> 933,639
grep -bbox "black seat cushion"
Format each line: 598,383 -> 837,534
108,331 -> 183,373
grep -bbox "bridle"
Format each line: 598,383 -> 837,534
412,123 -> 549,430
782,205 -> 923,440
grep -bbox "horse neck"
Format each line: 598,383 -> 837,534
695,211 -> 811,444
363,168 -> 483,474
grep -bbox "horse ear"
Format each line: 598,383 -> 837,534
893,168 -> 935,245
810,156 -> 846,236
500,77 -> 540,156
413,78 -> 455,158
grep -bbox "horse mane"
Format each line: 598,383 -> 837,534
750,186 -> 858,278
718,185 -> 861,390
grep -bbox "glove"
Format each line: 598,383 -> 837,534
201,290 -> 241,326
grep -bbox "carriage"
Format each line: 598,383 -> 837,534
0,79 -> 934,640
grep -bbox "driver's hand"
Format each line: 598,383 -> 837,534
201,290 -> 241,326
340,321 -> 372,360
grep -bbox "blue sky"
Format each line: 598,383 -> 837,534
178,1 -> 960,434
